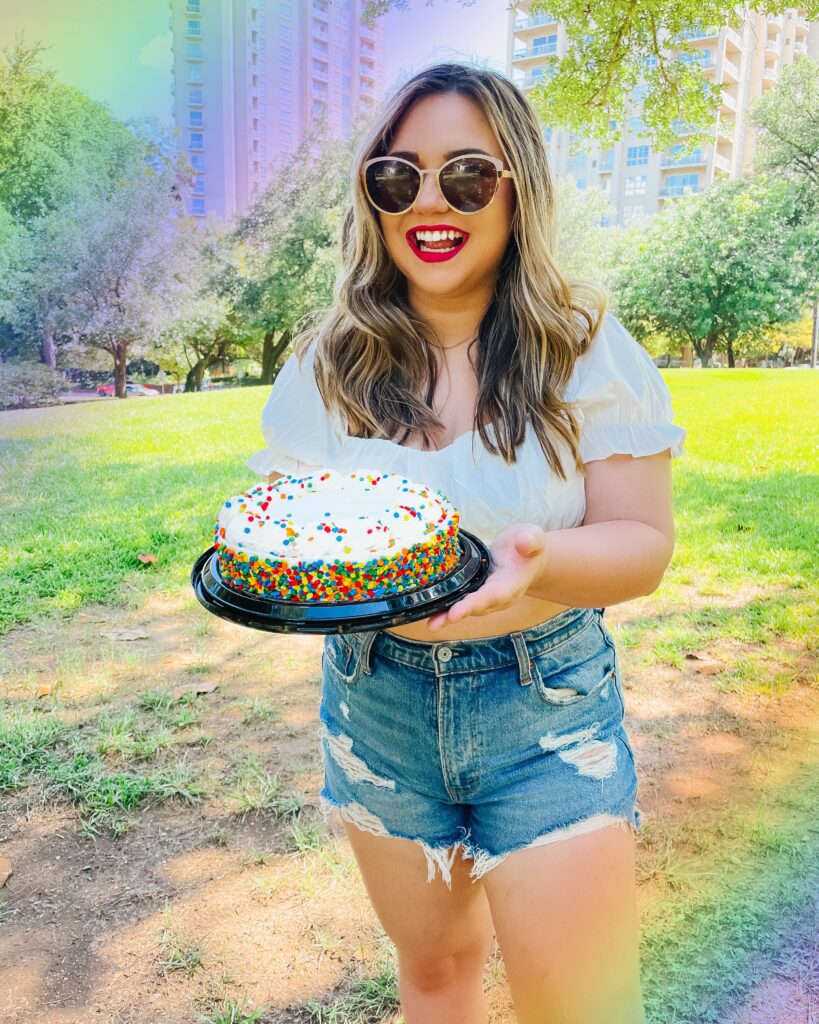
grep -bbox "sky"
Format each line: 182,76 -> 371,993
0,0 -> 512,126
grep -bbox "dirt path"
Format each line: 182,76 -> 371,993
0,585 -> 817,1023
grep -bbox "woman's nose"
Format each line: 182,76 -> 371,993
413,170 -> 448,213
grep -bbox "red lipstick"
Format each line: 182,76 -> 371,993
405,224 -> 470,263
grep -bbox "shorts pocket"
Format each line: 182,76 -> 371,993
323,633 -> 362,685
529,614 -> 617,707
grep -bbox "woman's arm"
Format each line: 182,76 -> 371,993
425,450 -> 675,631
525,451 -> 675,606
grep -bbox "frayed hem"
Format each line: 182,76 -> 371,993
318,794 -> 470,890
462,812 -> 638,882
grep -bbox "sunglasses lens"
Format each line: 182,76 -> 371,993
440,157 -> 499,213
365,159 -> 419,213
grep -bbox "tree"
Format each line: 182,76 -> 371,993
612,173 -> 819,367
360,1 -> 819,153
43,142 -> 193,395
748,55 -> 819,366
153,224 -> 257,392
232,121 -> 356,384
0,41 -> 139,224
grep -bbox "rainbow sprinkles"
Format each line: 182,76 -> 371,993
213,469 -> 461,602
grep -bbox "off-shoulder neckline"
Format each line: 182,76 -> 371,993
337,423 -> 494,456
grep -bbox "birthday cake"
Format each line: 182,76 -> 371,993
213,469 -> 461,602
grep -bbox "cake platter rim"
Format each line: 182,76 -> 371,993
190,529 -> 491,634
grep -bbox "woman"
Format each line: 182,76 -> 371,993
248,63 -> 685,1024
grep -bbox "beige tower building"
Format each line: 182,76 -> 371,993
508,4 -> 815,226
170,0 -> 386,223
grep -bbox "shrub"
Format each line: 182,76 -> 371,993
0,362 -> 65,411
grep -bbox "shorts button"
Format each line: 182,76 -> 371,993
437,646 -> 453,662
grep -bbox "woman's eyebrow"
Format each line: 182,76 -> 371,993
386,147 -> 494,160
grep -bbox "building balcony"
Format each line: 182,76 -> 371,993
598,161 -> 613,173
795,14 -> 809,36
513,12 -> 557,33
675,25 -> 720,42
764,36 -> 782,60
713,151 -> 731,173
762,66 -> 779,88
512,42 -> 557,62
185,3 -> 201,13
767,13 -> 784,34
719,88 -> 737,113
724,25 -> 743,53
659,184 -> 703,197
721,55 -> 740,82
661,149 -> 705,167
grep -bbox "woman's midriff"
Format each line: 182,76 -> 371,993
383,594 -> 572,643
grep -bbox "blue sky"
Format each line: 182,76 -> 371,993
0,0 -> 512,125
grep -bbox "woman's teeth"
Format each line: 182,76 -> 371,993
415,229 -> 464,252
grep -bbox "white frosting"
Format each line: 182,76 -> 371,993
216,467 -> 458,565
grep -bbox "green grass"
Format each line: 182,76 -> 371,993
0,372 -> 816,636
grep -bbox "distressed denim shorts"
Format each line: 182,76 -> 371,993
318,605 -> 643,888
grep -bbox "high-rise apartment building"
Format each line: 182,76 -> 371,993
169,0 -> 386,222
508,4 -> 815,227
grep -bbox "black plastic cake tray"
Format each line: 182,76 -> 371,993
190,529 -> 491,635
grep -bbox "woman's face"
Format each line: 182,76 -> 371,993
372,92 -> 515,303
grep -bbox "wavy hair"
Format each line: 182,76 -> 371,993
291,62 -> 608,479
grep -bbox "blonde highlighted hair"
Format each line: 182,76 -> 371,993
291,62 -> 608,479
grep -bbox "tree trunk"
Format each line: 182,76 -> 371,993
114,340 -> 129,398
41,327 -> 57,369
811,298 -> 818,369
185,357 -> 209,392
726,337 -> 735,368
693,337 -> 715,367
260,327 -> 293,385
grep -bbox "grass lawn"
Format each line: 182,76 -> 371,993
0,369 -> 817,1024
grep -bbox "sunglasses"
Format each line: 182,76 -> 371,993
360,152 -> 514,216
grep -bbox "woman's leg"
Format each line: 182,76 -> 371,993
339,818 -> 496,1024
480,819 -> 645,1024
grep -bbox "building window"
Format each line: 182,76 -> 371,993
313,59 -> 328,75
280,46 -> 291,60
280,88 -> 291,101
625,174 -> 647,195
187,65 -> 203,83
191,197 -> 205,216
189,110 -> 203,128
622,204 -> 644,224
186,42 -> 202,60
626,145 -> 649,166
188,87 -> 203,104
629,116 -> 643,133
342,54 -> 350,69
192,177 -> 205,194
568,152 -> 588,170
281,109 -> 292,122
186,0 -> 201,11
187,20 -> 201,36
281,2 -> 291,16
664,172 -> 699,195
574,178 -> 587,189
189,132 -> 204,150
313,0 -> 329,13
314,39 -> 329,55
190,154 -> 204,172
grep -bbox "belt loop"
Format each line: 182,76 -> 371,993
357,629 -> 379,675
509,632 -> 533,687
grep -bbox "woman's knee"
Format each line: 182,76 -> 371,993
397,942 -> 492,992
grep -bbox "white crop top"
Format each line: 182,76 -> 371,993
246,312 -> 687,546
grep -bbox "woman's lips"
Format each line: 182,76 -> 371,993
406,232 -> 470,263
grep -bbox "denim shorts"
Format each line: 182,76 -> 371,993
318,605 -> 643,888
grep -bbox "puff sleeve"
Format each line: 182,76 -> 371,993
245,344 -> 340,476
568,312 -> 687,463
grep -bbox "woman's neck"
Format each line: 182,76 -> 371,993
408,282 -> 492,351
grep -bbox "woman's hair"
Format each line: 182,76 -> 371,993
291,61 -> 608,479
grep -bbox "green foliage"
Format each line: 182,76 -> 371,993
0,42 -> 140,224
0,360 -> 64,409
612,174 -> 817,365
359,0 -> 819,152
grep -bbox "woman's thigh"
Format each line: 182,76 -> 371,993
480,819 -> 645,1024
337,817 -> 495,970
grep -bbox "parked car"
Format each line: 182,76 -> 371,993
97,380 -> 160,397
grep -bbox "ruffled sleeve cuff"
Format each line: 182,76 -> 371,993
569,312 -> 687,462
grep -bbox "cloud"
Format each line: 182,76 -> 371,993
139,31 -> 172,70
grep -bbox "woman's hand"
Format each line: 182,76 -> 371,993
425,523 -> 548,633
